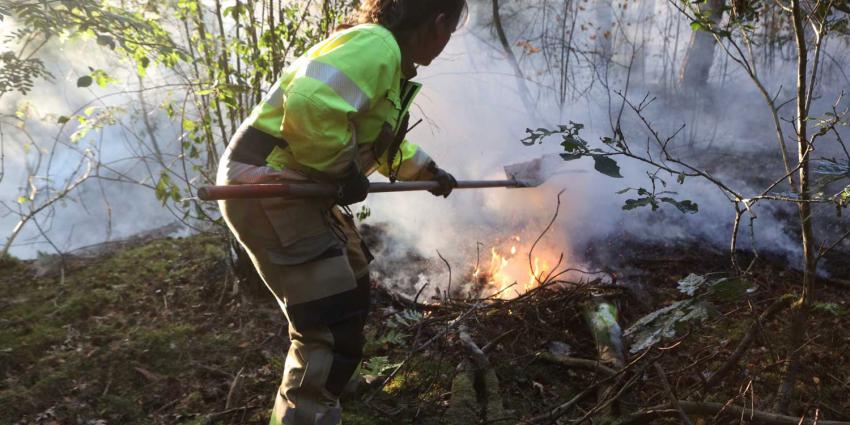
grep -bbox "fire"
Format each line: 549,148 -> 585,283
472,236 -> 557,299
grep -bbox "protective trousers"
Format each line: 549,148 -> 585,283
219,195 -> 372,425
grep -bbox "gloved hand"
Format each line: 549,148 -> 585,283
336,168 -> 370,206
429,167 -> 457,198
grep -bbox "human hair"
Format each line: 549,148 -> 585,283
355,0 -> 468,38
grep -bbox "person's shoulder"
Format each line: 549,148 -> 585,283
338,23 -> 399,56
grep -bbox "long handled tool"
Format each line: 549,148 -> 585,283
197,154 -> 565,201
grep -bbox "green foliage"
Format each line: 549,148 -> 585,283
522,123 -> 700,214
620,171 -> 699,213
620,187 -> 699,214
357,205 -> 372,222
69,106 -> 123,143
2,0 -> 358,241
522,122 -> 623,177
4,0 -> 180,92
361,309 -> 422,382
812,302 -> 850,316
0,252 -> 21,269
76,75 -> 93,88
361,356 -> 402,379
593,155 -> 622,178
0,51 -> 52,96
155,171 -> 182,206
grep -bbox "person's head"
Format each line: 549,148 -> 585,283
357,0 -> 468,66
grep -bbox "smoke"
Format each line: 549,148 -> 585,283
2,0 -> 847,292
0,21 -> 184,258
364,0 -> 849,292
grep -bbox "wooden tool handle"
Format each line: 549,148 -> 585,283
197,180 -> 520,201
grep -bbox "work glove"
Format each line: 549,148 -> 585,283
428,165 -> 457,198
336,166 -> 370,206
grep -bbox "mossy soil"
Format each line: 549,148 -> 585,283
1,233 -> 849,424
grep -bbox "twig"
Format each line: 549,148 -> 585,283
413,281 -> 429,305
537,352 -> 618,377
481,328 -> 517,354
363,302 -> 482,403
615,401 -> 850,425
523,348 -> 653,424
654,363 -> 694,425
437,249 -> 452,302
458,325 -> 489,369
529,189 -> 566,286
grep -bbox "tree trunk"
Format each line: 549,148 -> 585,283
679,0 -> 726,87
774,0 -> 815,412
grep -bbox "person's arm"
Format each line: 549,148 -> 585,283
280,29 -> 398,180
376,139 -> 436,181
377,140 -> 457,197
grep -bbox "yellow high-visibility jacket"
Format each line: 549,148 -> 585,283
223,23 -> 434,184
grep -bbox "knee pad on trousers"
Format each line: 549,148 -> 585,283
324,312 -> 367,395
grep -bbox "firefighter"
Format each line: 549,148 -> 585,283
215,1 -> 467,424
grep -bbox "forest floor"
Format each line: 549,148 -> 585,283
1,228 -> 849,425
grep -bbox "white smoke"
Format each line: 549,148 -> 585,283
365,0 -> 849,289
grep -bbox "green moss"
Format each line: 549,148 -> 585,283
56,289 -> 116,321
126,324 -> 195,372
97,394 -> 143,420
708,277 -> 752,302
445,370 -> 479,424
0,323 -> 64,366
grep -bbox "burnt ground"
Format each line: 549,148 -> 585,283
0,227 -> 849,425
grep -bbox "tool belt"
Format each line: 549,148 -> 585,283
229,125 -> 290,166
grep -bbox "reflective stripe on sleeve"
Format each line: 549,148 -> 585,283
396,147 -> 433,181
263,80 -> 285,109
304,60 -> 371,113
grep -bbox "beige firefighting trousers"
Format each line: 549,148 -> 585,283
219,194 -> 371,425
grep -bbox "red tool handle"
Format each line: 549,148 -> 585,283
197,180 -> 519,201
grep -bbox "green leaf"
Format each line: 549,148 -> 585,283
155,172 -> 171,205
57,115 -> 70,124
357,205 -> 371,222
660,197 -> 699,214
96,34 -> 116,49
623,197 -> 653,210
77,75 -> 93,88
182,119 -> 196,131
690,21 -> 704,31
91,69 -> 117,88
592,155 -> 623,178
560,153 -> 582,161
16,196 -> 27,204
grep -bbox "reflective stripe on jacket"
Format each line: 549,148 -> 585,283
237,23 -> 433,182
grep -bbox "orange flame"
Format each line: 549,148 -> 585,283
473,236 -> 556,299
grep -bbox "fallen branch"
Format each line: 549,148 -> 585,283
458,325 -> 489,369
523,349 -> 653,424
654,363 -> 693,425
615,401 -> 850,425
537,351 -> 617,377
